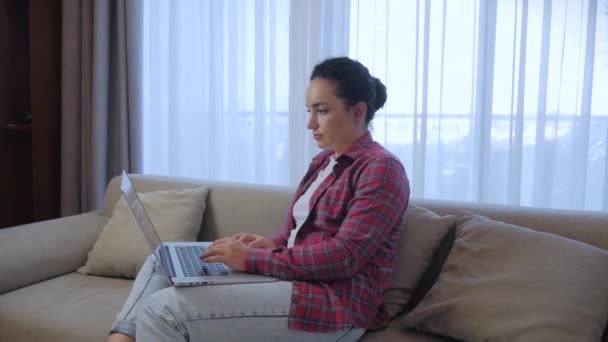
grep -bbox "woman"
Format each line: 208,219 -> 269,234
108,57 -> 410,342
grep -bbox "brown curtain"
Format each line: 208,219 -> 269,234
61,0 -> 143,215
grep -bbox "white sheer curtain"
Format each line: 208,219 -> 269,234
350,0 -> 608,211
142,0 -> 349,186
142,0 -> 608,211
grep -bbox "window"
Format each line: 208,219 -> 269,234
143,0 -> 608,211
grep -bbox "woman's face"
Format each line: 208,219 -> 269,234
305,78 -> 366,156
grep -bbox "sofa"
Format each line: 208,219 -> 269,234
1,174 -> 607,341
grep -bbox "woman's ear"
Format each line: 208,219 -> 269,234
353,102 -> 368,125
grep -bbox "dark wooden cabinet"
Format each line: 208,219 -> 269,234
0,0 -> 61,228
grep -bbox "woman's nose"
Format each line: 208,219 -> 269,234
307,114 -> 317,130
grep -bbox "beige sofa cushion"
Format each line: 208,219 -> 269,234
361,312 -> 449,342
78,187 -> 208,278
0,273 -> 133,342
403,213 -> 608,341
382,204 -> 457,318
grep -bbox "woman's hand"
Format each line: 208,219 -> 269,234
233,233 -> 276,249
201,237 -> 248,271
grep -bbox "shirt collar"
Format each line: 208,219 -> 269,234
334,131 -> 373,162
311,131 -> 374,170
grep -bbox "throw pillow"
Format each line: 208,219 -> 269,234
403,212 -> 608,342
77,187 -> 209,279
382,204 -> 457,318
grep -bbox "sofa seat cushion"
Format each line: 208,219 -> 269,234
0,273 -> 450,342
0,273 -> 133,342
361,313 -> 452,341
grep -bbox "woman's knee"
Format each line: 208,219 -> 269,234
136,288 -> 189,340
138,288 -> 180,325
144,254 -> 158,268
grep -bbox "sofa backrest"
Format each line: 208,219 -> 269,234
102,174 -> 294,241
415,198 -> 608,251
103,174 -> 608,250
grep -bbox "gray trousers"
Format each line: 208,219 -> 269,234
111,255 -> 366,341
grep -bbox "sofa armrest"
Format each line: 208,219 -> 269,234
0,212 -> 108,295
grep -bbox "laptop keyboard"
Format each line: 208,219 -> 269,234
175,245 -> 230,277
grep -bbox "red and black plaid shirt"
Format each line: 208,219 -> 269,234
245,132 -> 410,332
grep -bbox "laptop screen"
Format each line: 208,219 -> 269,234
120,171 -> 164,258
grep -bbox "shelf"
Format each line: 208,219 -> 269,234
1,0 -> 60,228
5,123 -> 32,132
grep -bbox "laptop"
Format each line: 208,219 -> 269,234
120,170 -> 277,286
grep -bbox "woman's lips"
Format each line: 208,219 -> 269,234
313,134 -> 322,140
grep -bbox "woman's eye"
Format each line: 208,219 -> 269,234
318,109 -> 328,115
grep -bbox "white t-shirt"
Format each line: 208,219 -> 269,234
287,157 -> 337,248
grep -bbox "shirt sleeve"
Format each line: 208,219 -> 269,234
268,229 -> 289,248
245,157 -> 410,281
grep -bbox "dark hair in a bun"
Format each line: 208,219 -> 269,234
311,57 -> 387,126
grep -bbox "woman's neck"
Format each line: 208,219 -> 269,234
332,130 -> 368,158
